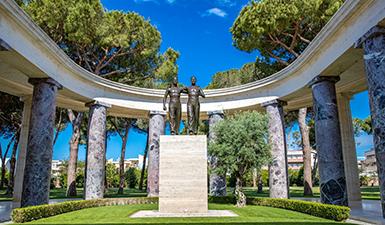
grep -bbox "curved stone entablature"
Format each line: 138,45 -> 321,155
0,0 -> 384,118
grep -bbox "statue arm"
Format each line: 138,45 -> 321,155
163,89 -> 169,111
181,87 -> 188,93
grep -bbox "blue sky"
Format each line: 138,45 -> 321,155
1,0 -> 374,161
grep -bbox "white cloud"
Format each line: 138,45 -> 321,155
166,0 -> 176,3
204,8 -> 227,17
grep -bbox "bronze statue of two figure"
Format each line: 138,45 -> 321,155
163,76 -> 205,135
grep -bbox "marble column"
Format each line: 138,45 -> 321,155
337,93 -> 362,208
12,96 -> 32,208
84,101 -> 110,200
208,110 -> 227,197
21,78 -> 62,207
147,111 -> 166,197
261,100 -> 289,199
309,76 -> 347,206
355,25 -> 385,216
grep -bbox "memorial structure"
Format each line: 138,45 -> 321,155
159,135 -> 207,213
163,76 -> 183,135
133,77 -> 235,217
1,0 -> 385,221
184,76 -> 205,135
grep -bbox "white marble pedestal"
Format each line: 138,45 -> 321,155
130,135 -> 237,218
159,135 -> 208,213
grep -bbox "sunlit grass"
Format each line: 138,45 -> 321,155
21,203 -> 350,225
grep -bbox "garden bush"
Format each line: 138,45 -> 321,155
208,196 -> 349,221
125,168 -> 139,189
11,197 -> 158,223
247,197 -> 350,221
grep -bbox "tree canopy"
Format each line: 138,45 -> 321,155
207,59 -> 281,89
231,0 -> 343,66
0,92 -> 23,138
208,111 -> 271,206
23,0 -> 165,86
353,116 -> 372,136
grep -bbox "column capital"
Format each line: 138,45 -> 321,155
207,110 -> 224,117
355,25 -> 385,48
307,76 -> 340,88
261,99 -> 287,108
149,110 -> 167,116
28,78 -> 63,89
85,100 -> 111,108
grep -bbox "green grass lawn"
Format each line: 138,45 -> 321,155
0,186 -> 380,201
20,203 -> 351,225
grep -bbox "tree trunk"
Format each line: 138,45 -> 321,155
312,153 -> 318,184
298,108 -> 313,196
139,133 -> 149,191
53,109 -> 64,146
257,171 -> 263,194
0,158 -> 6,189
118,124 -> 130,194
6,133 -> 19,196
66,111 -> 83,197
235,174 -> 246,207
0,136 -> 14,189
252,168 -> 257,188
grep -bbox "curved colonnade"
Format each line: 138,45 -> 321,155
0,0 -> 385,218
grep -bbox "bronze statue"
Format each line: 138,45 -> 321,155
163,76 -> 183,135
184,76 -> 205,135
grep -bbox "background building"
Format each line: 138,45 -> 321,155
360,149 -> 379,186
287,150 -> 316,170
107,154 -> 144,171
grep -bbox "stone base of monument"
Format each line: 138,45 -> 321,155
130,210 -> 238,218
130,135 -> 237,218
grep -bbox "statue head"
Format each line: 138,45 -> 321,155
172,76 -> 178,86
191,76 -> 197,85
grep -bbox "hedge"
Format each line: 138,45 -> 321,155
12,196 -> 350,223
247,197 -> 350,221
11,197 -> 158,223
209,196 -> 350,221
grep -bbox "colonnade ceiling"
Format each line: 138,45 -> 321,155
0,0 -> 384,119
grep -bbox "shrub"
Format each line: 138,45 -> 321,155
208,196 -> 349,221
208,196 -> 236,204
125,168 -> 138,189
11,197 -> 158,223
247,197 -> 350,221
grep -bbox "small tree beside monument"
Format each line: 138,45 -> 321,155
208,111 -> 271,207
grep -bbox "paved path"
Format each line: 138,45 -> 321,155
0,198 -> 80,223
